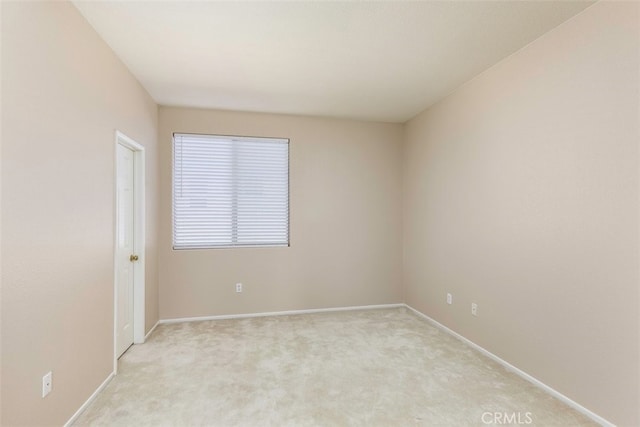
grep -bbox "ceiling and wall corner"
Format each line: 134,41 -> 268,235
3,1 -> 638,426
402,1 -> 639,424
72,0 -> 595,123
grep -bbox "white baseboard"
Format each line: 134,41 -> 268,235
64,372 -> 114,427
68,320 -> 158,425
403,304 -> 614,427
159,303 -> 404,324
143,320 -> 160,341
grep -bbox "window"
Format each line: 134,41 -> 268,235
173,133 -> 289,249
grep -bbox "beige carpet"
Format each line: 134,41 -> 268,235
73,307 -> 596,426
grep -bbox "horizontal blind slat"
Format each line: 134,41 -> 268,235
173,133 -> 289,249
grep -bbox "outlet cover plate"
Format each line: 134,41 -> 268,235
42,371 -> 52,398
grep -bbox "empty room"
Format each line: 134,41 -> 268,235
1,0 -> 638,426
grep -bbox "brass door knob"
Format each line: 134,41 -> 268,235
130,254 -> 139,262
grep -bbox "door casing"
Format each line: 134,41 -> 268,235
113,130 -> 146,374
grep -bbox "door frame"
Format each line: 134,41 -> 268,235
113,130 -> 146,373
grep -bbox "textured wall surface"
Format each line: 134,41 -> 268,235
1,2 -> 159,425
403,2 -> 639,425
158,107 -> 403,319
1,1 -> 638,426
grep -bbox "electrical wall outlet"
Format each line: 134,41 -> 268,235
471,303 -> 478,316
235,283 -> 242,293
42,371 -> 52,398
446,293 -> 453,305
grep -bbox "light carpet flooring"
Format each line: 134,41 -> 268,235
74,307 -> 596,426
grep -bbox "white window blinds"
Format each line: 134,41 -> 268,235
173,133 -> 289,249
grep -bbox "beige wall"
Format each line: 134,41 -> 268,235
0,0 -> 4,417
1,1 -> 637,426
1,2 -> 159,425
159,107 -> 403,319
403,2 -> 639,425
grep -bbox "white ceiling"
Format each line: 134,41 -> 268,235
73,1 -> 594,123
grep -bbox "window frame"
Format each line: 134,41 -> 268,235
172,132 -> 290,250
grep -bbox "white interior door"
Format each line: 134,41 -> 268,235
116,143 -> 136,358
